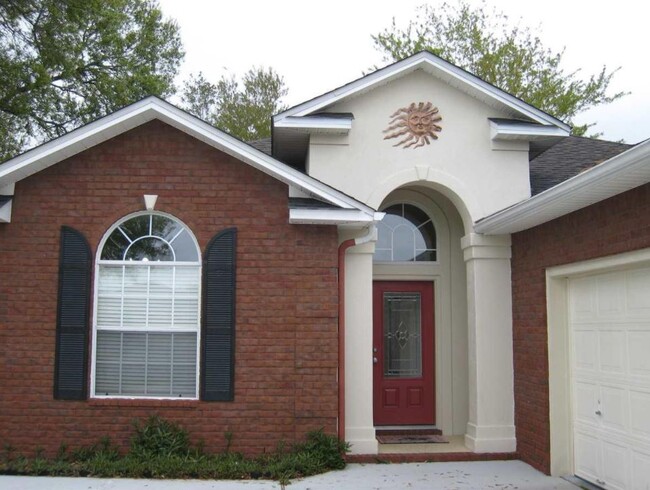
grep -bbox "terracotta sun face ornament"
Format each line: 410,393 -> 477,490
383,102 -> 442,149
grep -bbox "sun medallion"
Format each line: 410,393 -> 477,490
383,102 -> 442,149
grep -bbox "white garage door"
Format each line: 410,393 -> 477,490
570,267 -> 650,489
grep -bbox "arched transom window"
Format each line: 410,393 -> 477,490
93,213 -> 201,398
374,203 -> 437,262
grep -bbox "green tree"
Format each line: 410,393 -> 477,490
181,66 -> 288,141
372,1 -> 626,135
0,0 -> 183,161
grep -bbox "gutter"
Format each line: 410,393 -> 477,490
337,224 -> 377,443
475,138 -> 650,235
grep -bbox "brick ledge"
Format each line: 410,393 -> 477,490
87,398 -> 199,409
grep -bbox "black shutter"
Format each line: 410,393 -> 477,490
54,226 -> 91,400
202,228 -> 237,401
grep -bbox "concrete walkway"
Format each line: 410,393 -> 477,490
1,460 -> 579,489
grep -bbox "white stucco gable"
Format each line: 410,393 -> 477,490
273,51 -> 571,225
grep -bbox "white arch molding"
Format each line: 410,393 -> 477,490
365,167 -> 479,234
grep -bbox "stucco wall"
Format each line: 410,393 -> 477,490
0,121 -> 340,456
307,69 -> 531,222
511,183 -> 650,473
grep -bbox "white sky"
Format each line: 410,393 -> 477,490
158,0 -> 649,143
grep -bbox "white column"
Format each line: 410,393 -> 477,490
461,233 -> 516,453
341,233 -> 378,454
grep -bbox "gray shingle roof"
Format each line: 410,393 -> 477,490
529,136 -> 633,195
248,138 -> 272,155
288,197 -> 339,210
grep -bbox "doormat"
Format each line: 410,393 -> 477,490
376,434 -> 449,444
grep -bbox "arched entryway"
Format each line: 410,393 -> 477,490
372,186 -> 468,436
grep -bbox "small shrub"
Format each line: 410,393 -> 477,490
297,429 -> 349,471
262,429 -> 349,481
55,442 -> 68,461
3,444 -> 15,463
130,415 -> 191,460
0,420 -> 348,483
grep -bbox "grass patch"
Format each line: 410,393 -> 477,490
0,416 -> 349,483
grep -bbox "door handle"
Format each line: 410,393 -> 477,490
373,357 -> 378,364
595,410 -> 602,416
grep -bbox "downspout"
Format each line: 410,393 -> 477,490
337,224 -> 377,442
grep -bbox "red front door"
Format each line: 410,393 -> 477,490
373,281 -> 435,426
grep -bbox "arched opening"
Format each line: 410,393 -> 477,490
372,186 -> 468,437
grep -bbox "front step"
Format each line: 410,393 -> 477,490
376,428 -> 443,437
376,427 -> 447,445
347,451 -> 518,464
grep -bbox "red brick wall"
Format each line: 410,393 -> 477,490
512,183 -> 650,473
0,121 -> 339,457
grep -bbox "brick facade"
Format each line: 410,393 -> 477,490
0,121 -> 339,456
511,183 -> 650,473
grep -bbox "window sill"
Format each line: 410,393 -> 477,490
88,398 -> 200,409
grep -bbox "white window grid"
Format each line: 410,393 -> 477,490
91,211 -> 202,400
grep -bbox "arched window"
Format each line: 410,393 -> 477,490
93,213 -> 201,398
374,203 -> 437,262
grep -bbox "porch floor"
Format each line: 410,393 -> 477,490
378,435 -> 468,454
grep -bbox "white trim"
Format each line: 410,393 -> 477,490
275,52 -> 569,131
0,183 -> 14,223
0,97 -> 376,218
97,260 -> 199,267
476,138 -> 650,234
274,115 -> 352,134
143,194 -> 158,211
0,199 -> 12,223
546,247 -> 650,476
289,208 -> 384,225
91,210 -> 202,400
489,120 -> 569,141
91,394 -> 198,401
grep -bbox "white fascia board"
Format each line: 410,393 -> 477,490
490,120 -> 569,141
0,97 -> 375,216
289,208 -> 384,225
275,52 -> 570,132
475,139 -> 650,234
274,116 -> 352,134
0,102 -> 157,184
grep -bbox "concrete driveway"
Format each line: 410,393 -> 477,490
1,460 -> 580,489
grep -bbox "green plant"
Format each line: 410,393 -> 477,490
55,443 -> 68,461
224,430 -> 234,453
130,415 -> 191,460
294,429 -> 349,471
3,444 -> 15,463
0,421 -> 348,483
262,429 -> 349,481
